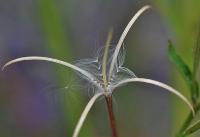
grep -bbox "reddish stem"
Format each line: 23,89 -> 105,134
105,95 -> 118,137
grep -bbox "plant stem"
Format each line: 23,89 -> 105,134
176,103 -> 200,137
176,111 -> 194,137
105,95 -> 118,137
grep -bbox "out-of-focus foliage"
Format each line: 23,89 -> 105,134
193,28 -> 200,78
154,0 -> 200,65
154,0 -> 200,136
37,0 -> 93,136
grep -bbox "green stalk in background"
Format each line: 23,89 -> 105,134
37,0 -> 93,136
153,0 -> 200,136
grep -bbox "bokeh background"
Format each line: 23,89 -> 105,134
1,0 -> 200,137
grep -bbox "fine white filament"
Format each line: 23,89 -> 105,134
2,5 -> 195,137
109,5 -> 151,80
2,56 -> 101,89
72,92 -> 104,137
113,78 -> 195,115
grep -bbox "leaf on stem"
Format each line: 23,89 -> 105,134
168,41 -> 198,103
168,41 -> 193,87
184,120 -> 200,136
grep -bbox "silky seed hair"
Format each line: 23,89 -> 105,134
2,5 -> 194,114
2,5 -> 196,137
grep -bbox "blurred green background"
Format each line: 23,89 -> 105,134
0,0 -> 200,137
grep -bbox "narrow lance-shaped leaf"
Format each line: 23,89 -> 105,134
168,41 -> 198,104
168,41 -> 193,87
183,120 -> 200,136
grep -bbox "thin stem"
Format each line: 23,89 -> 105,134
176,112 -> 194,137
105,95 -> 118,137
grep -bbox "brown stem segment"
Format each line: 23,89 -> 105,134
105,95 -> 118,137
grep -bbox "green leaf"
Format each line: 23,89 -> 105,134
168,41 -> 198,103
183,120 -> 200,136
168,41 -> 193,88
